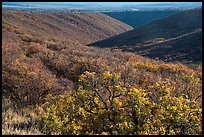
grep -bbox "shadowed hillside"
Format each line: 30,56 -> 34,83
102,29 -> 202,64
135,29 -> 202,63
2,10 -> 133,46
89,9 -> 202,63
103,11 -> 177,28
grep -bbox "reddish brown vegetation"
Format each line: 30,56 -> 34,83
2,9 -> 201,114
2,10 -> 132,46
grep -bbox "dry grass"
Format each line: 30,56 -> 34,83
2,98 -> 43,135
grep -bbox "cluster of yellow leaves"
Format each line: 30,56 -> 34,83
37,71 -> 202,135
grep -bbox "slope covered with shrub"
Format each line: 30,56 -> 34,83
3,37 -> 202,135
2,10 -> 202,135
2,10 -> 133,46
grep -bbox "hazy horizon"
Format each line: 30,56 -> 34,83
2,2 -> 202,11
2,2 -> 202,6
